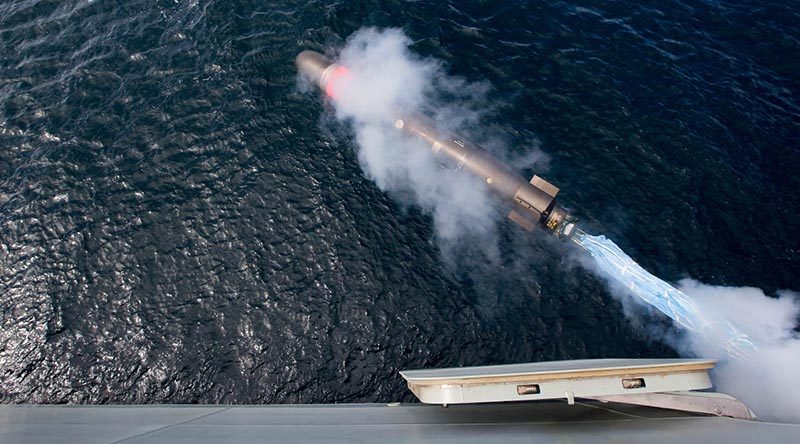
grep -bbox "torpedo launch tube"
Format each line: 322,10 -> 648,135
295,50 -> 577,240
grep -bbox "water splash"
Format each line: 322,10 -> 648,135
573,231 -> 757,361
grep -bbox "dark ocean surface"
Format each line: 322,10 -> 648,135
1,0 -> 798,403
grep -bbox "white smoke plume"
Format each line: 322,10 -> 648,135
677,280 -> 800,423
323,28 -> 543,253
577,234 -> 800,423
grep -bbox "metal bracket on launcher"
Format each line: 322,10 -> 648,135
586,391 -> 756,420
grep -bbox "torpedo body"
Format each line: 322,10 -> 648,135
296,50 -> 576,239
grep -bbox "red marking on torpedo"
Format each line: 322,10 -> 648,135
325,66 -> 351,99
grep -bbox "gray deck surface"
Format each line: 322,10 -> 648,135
1,401 -> 799,444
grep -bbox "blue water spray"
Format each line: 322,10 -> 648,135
572,230 -> 757,361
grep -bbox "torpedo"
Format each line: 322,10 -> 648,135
296,50 -> 577,240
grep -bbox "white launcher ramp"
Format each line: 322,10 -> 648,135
401,358 -> 755,420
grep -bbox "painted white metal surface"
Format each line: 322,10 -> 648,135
407,371 -> 711,404
589,391 -> 757,420
401,358 -> 714,405
401,358 -> 715,380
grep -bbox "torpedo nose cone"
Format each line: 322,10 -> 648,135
295,50 -> 333,88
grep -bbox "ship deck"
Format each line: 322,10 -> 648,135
2,401 -> 798,443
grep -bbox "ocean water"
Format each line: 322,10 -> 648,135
1,0 -> 797,403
